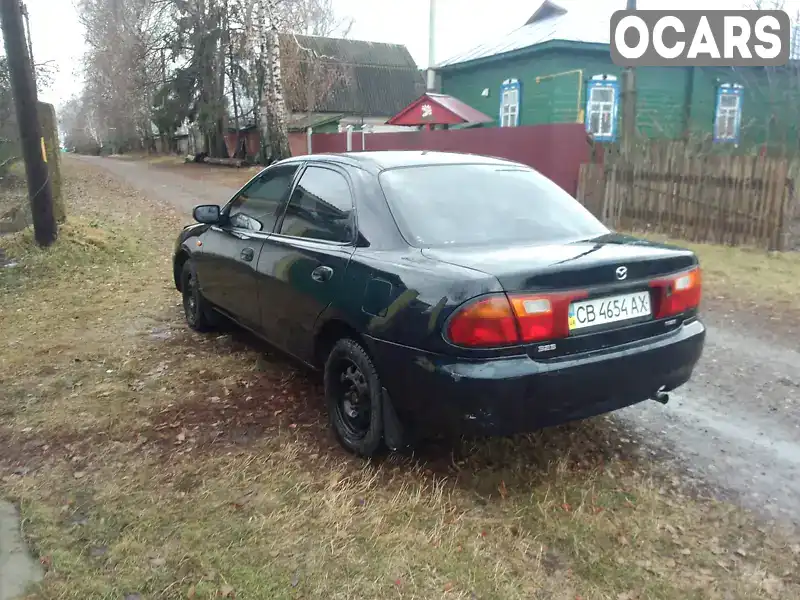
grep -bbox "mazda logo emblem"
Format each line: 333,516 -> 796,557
615,266 -> 628,280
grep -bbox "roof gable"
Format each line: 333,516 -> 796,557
386,93 -> 493,126
524,0 -> 567,26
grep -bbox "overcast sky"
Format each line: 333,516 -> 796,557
20,0 -> 800,107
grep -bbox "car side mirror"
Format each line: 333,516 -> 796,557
193,204 -> 221,224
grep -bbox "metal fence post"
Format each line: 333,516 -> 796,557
346,125 -> 353,152
306,127 -> 312,155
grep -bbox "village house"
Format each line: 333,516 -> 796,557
178,34 -> 424,160
435,1 -> 800,151
275,34 -> 425,135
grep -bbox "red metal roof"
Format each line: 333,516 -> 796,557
386,93 -> 493,127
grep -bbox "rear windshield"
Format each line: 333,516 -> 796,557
378,164 -> 609,248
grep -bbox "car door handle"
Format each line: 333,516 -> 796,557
240,247 -> 255,262
311,266 -> 334,282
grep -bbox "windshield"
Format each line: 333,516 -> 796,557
378,164 -> 609,248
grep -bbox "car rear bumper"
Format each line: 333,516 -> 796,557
366,319 -> 705,437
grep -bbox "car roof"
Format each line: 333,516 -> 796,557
280,150 -> 525,173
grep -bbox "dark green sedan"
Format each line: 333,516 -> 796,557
173,151 -> 705,457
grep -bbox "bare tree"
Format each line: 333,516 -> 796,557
73,0 -> 350,161
78,0 -> 172,152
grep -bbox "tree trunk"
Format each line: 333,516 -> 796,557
266,25 -> 291,161
252,0 -> 270,164
217,4 -> 228,158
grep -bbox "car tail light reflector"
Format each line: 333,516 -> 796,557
446,290 -> 588,348
508,291 -> 588,342
650,267 -> 702,318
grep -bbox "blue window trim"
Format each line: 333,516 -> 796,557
584,78 -> 619,143
713,84 -> 743,144
499,79 -> 521,127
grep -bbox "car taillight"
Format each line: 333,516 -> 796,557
446,295 -> 519,347
446,290 -> 589,348
650,266 -> 702,318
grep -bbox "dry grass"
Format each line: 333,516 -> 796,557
1,158 -> 799,599
0,160 -> 27,216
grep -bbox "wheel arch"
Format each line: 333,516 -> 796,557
173,248 -> 191,292
313,314 -> 368,370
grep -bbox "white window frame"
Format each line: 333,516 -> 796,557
499,79 -> 520,127
714,84 -> 743,144
586,86 -> 617,139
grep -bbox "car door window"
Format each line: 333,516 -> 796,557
228,165 -> 299,231
278,166 -> 354,243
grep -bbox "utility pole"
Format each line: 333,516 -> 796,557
426,0 -> 437,91
20,1 -> 33,73
0,0 -> 57,246
621,0 -> 637,156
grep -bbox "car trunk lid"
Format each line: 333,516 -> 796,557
423,234 -> 699,358
421,234 -> 695,292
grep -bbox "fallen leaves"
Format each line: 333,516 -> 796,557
39,555 -> 52,571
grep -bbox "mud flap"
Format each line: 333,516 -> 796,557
381,387 -> 405,451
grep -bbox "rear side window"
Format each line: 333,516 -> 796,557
378,164 -> 608,247
279,166 -> 354,243
228,165 -> 298,231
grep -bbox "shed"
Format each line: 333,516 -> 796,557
386,92 -> 493,129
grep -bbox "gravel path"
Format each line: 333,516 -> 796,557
74,155 -> 238,216
73,155 -> 800,527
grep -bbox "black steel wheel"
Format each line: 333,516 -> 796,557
325,338 -> 384,457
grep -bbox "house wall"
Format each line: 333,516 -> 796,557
441,49 -> 800,148
687,67 -> 800,151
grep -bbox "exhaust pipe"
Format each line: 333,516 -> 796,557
651,386 -> 670,405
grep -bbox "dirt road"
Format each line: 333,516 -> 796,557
76,155 -> 800,527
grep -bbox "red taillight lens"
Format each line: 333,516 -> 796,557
446,290 -> 589,348
446,295 -> 520,347
650,267 -> 702,318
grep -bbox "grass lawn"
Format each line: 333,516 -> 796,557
1,157 -> 798,599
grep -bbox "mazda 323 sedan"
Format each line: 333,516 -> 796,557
173,151 -> 705,456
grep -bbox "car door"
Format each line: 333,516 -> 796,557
195,164 -> 300,329
256,163 -> 357,362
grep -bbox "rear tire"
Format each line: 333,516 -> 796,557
181,260 -> 217,333
325,338 -> 385,457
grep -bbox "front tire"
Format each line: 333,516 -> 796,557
324,338 -> 385,457
181,260 -> 217,333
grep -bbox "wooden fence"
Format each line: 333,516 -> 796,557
577,144 -> 799,251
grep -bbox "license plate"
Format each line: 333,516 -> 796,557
568,291 -> 651,331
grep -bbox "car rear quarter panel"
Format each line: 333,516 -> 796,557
328,248 -> 503,354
